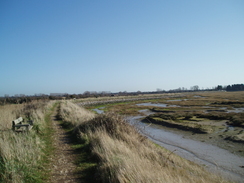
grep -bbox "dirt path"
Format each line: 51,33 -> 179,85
48,107 -> 81,183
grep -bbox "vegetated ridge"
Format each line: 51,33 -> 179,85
56,101 -> 228,183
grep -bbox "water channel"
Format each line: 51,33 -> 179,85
92,107 -> 244,183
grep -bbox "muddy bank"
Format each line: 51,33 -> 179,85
143,111 -> 244,145
92,104 -> 244,182
169,126 -> 244,157
129,116 -> 244,183
143,116 -> 209,133
143,115 -> 244,157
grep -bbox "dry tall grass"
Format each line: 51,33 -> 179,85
0,101 -> 55,183
58,101 -> 95,126
0,104 -> 24,130
59,101 -> 228,183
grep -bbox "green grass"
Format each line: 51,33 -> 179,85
38,102 -> 57,182
72,142 -> 98,183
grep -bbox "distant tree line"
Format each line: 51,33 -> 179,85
226,84 -> 244,91
1,83 -> 243,105
216,84 -> 244,91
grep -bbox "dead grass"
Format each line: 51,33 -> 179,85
0,104 -> 24,130
87,129 -> 226,183
58,101 -> 228,183
0,101 -> 55,183
58,101 -> 95,126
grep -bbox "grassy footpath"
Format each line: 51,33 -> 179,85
58,101 -> 229,183
56,101 -> 98,182
40,102 -> 57,182
56,120 -> 98,183
1,101 -> 96,182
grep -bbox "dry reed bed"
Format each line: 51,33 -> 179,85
76,93 -> 184,106
59,101 -> 228,183
0,101 -> 54,183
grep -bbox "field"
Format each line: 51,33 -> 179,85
1,91 -> 242,182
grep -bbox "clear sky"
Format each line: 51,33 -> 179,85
1,0 -> 244,96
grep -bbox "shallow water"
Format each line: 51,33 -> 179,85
227,107 -> 244,113
92,107 -> 105,114
204,107 -> 244,113
128,116 -> 244,183
138,109 -> 154,116
167,99 -> 188,101
94,107 -> 244,182
194,95 -> 206,98
136,102 -> 179,107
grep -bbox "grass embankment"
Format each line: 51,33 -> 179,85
0,101 -> 55,183
58,101 -> 228,183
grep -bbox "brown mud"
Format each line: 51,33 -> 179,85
143,118 -> 244,157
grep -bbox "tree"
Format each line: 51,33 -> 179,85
191,85 -> 199,91
137,91 -> 142,94
216,85 -> 223,90
83,91 -> 91,96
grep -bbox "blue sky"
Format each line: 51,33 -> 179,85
1,0 -> 244,96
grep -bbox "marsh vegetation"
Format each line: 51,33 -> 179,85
58,101 -> 228,183
86,91 -> 244,146
142,92 -> 244,145
1,91 -> 243,182
83,91 -> 244,182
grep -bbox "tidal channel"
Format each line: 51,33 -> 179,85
93,107 -> 244,183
